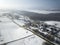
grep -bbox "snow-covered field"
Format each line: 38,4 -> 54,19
0,10 -> 60,45
45,21 -> 60,28
0,14 -> 45,45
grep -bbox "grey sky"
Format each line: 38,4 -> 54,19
0,0 -> 60,10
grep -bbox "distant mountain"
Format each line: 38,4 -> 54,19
0,10 -> 60,21
18,11 -> 60,21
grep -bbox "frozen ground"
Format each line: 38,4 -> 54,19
45,21 -> 60,28
0,15 -> 45,45
0,10 -> 60,45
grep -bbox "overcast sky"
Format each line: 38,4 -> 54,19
0,0 -> 60,10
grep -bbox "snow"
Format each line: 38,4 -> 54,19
8,35 -> 45,45
25,10 -> 60,14
45,21 -> 60,28
0,14 -> 45,45
14,20 -> 25,26
0,16 -> 32,43
0,10 -> 60,45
